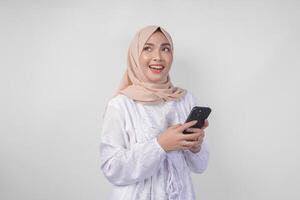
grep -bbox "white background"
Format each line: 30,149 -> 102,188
1,0 -> 299,199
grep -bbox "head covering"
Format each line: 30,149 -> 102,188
115,25 -> 186,105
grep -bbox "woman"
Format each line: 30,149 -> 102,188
100,25 -> 209,200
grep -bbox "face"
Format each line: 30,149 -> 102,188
139,31 -> 173,84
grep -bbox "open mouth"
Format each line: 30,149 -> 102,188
149,65 -> 165,74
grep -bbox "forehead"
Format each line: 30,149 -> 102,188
146,31 -> 170,44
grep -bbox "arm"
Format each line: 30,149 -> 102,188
183,139 -> 209,173
182,92 -> 210,173
99,105 -> 166,186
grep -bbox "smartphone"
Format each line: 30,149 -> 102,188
183,106 -> 212,134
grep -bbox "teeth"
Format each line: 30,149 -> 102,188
149,66 -> 164,70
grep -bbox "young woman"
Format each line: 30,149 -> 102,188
100,25 -> 209,200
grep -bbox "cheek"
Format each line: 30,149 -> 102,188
164,55 -> 173,67
139,55 -> 150,68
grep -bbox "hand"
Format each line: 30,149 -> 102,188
157,120 -> 203,152
187,120 -> 209,153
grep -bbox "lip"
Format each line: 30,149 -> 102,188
149,64 -> 165,69
148,64 -> 165,74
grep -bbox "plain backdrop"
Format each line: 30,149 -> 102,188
1,0 -> 299,199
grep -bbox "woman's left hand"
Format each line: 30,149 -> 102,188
185,120 -> 209,153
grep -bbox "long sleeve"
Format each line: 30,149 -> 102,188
99,104 -> 167,186
183,92 -> 210,173
183,139 -> 209,173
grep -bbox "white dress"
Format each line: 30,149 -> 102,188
99,91 -> 209,200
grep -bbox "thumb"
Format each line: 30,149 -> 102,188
172,123 -> 182,128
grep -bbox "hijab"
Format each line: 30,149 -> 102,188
115,25 -> 186,105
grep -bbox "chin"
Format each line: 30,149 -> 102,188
149,77 -> 166,83
145,70 -> 169,83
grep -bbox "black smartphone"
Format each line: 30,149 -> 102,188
183,106 -> 212,134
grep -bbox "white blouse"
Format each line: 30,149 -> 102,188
99,91 -> 209,200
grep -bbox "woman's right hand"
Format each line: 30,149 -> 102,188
157,120 -> 202,152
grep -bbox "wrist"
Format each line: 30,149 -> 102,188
157,135 -> 169,152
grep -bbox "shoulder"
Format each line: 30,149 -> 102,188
106,94 -> 134,111
102,94 -> 133,121
173,90 -> 198,113
178,90 -> 197,105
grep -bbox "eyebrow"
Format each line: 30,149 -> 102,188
144,42 -> 171,46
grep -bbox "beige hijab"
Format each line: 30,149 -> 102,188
115,25 -> 186,105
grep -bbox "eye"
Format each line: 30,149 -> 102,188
143,46 -> 151,52
162,47 -> 171,52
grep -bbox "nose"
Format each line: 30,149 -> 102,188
153,49 -> 162,61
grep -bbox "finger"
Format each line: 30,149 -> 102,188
181,140 -> 198,148
181,132 -> 202,141
199,131 -> 205,136
171,123 -> 182,129
201,120 -> 209,130
194,133 -> 205,142
198,132 -> 205,140
190,145 -> 202,152
198,136 -> 204,143
176,120 -> 198,132
181,146 -> 192,150
184,128 -> 203,134
191,143 -> 201,148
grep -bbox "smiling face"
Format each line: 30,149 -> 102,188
139,30 -> 173,84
